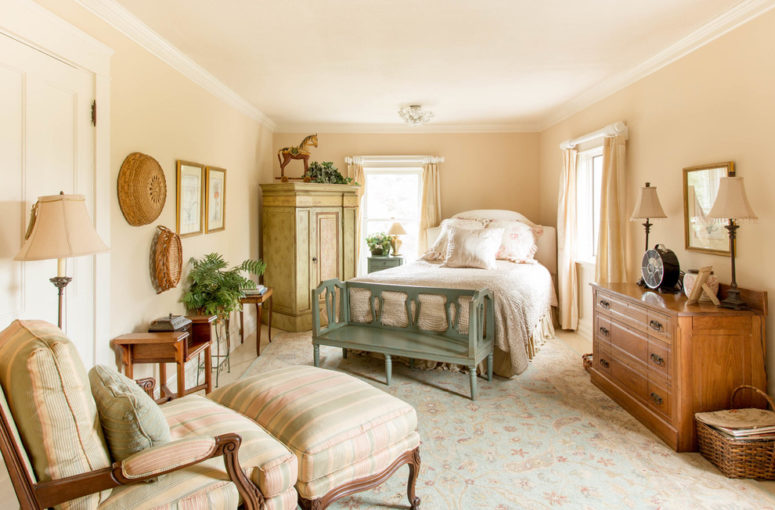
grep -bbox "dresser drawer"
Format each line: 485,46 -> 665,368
610,357 -> 648,398
594,340 -> 613,376
647,339 -> 670,378
647,310 -> 672,342
647,379 -> 673,419
597,290 -> 649,332
595,315 -> 612,342
611,321 -> 649,362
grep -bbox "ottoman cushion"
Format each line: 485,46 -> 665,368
209,365 -> 419,499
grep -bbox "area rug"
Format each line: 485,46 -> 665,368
242,332 -> 775,509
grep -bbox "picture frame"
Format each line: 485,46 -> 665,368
205,166 -> 226,233
683,161 -> 735,256
176,160 -> 205,237
686,266 -> 712,305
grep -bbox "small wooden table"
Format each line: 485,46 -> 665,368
239,288 -> 273,356
112,316 -> 215,401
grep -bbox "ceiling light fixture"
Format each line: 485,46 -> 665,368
398,104 -> 433,126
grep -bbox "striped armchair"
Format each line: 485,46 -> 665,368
0,320 -> 298,510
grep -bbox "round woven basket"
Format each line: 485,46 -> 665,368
151,226 -> 182,294
118,152 -> 166,226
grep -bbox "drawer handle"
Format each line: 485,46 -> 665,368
649,319 -> 663,332
599,299 -> 611,310
650,353 -> 665,366
599,358 -> 610,369
312,257 -> 318,263
599,326 -> 609,337
650,392 -> 663,405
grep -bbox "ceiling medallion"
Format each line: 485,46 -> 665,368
398,104 -> 433,126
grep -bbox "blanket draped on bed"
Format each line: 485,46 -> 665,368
352,260 -> 555,377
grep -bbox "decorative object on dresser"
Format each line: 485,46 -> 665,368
684,266 -> 717,305
176,160 -> 205,236
588,282 -> 767,452
205,166 -> 226,233
368,255 -> 404,274
640,244 -> 681,292
631,182 -> 667,286
708,176 -> 757,310
683,161 -> 735,255
276,133 -> 318,181
151,225 -> 183,293
117,152 -> 167,226
14,193 -> 109,328
388,221 -> 407,255
260,183 -> 359,331
239,288 -> 273,356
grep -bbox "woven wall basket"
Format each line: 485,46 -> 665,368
118,152 -> 166,225
151,225 -> 182,294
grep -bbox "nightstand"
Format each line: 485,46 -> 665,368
368,255 -> 404,273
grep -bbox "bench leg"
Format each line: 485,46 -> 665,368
469,366 -> 478,400
410,358 -> 415,369
385,354 -> 392,386
487,353 -> 493,382
342,348 -> 347,359
313,344 -> 320,367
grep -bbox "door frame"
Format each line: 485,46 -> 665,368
0,0 -> 113,365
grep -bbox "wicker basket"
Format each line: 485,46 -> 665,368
118,152 -> 166,226
151,226 -> 182,294
696,385 -> 775,479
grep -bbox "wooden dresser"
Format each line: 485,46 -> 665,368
589,282 -> 767,452
260,183 -> 359,331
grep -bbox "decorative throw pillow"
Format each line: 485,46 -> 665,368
488,220 -> 542,262
423,218 -> 485,261
442,227 -> 503,270
89,365 -> 171,461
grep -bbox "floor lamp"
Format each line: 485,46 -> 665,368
14,193 -> 108,328
708,177 -> 757,310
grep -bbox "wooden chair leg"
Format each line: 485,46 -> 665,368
469,366 -> 477,400
314,344 -> 320,367
385,354 -> 392,386
487,353 -> 493,382
407,447 -> 421,510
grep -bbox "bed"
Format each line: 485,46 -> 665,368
352,210 -> 557,378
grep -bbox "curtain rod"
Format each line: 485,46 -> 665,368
559,121 -> 628,150
345,155 -> 444,165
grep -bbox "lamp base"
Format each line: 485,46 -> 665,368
719,286 -> 748,310
50,276 -> 72,329
390,237 -> 402,257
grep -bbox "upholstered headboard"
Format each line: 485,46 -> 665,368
425,209 -> 557,275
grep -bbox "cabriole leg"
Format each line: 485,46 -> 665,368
407,447 -> 421,510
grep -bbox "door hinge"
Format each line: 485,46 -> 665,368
91,100 -> 96,126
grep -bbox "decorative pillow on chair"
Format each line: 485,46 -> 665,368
488,220 -> 542,262
423,218 -> 485,261
442,227 -> 503,270
89,365 -> 171,461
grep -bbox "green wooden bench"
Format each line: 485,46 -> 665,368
312,279 -> 495,400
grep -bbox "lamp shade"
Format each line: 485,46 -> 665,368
388,222 -> 407,236
708,176 -> 757,220
15,194 -> 108,261
631,182 -> 667,219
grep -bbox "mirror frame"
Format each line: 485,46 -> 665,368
682,161 -> 735,256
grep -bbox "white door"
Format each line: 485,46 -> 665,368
0,32 -> 97,364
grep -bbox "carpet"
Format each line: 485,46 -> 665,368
242,331 -> 775,509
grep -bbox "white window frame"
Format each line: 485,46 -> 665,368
575,146 -> 603,264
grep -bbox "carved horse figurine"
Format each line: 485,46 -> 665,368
276,134 -> 318,181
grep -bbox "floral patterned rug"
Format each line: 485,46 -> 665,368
242,331 -> 775,509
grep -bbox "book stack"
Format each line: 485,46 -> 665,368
243,285 -> 268,296
696,407 -> 775,441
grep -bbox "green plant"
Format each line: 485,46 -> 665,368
304,161 -> 356,184
366,232 -> 392,255
182,253 -> 266,321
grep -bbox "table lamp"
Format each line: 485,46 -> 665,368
631,182 -> 667,286
14,193 -> 109,328
387,221 -> 407,256
708,176 -> 756,310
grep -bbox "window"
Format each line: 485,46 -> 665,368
576,147 -> 603,262
363,167 -> 423,266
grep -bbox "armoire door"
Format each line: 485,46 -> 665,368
0,32 -> 97,363
309,208 -> 342,292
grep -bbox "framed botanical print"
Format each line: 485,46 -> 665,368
683,161 -> 735,256
176,160 -> 204,237
205,166 -> 226,233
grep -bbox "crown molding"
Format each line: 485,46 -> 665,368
540,0 -> 775,130
74,0 -> 276,130
275,121 -> 541,134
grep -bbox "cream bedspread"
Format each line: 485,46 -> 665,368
352,259 -> 555,377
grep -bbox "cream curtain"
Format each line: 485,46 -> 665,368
347,160 -> 366,274
557,148 -> 579,330
418,162 -> 441,254
595,135 -> 628,284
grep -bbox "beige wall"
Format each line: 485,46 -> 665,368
34,1 -> 273,351
538,10 -> 775,389
272,132 -> 541,222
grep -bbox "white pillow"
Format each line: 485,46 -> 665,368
442,227 -> 503,270
488,220 -> 542,262
423,218 -> 485,261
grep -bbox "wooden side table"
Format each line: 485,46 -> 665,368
239,288 -> 273,356
112,316 -> 214,401
368,256 -> 403,273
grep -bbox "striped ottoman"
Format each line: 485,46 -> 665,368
209,365 -> 421,510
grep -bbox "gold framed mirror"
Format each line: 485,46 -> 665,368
683,161 -> 735,256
